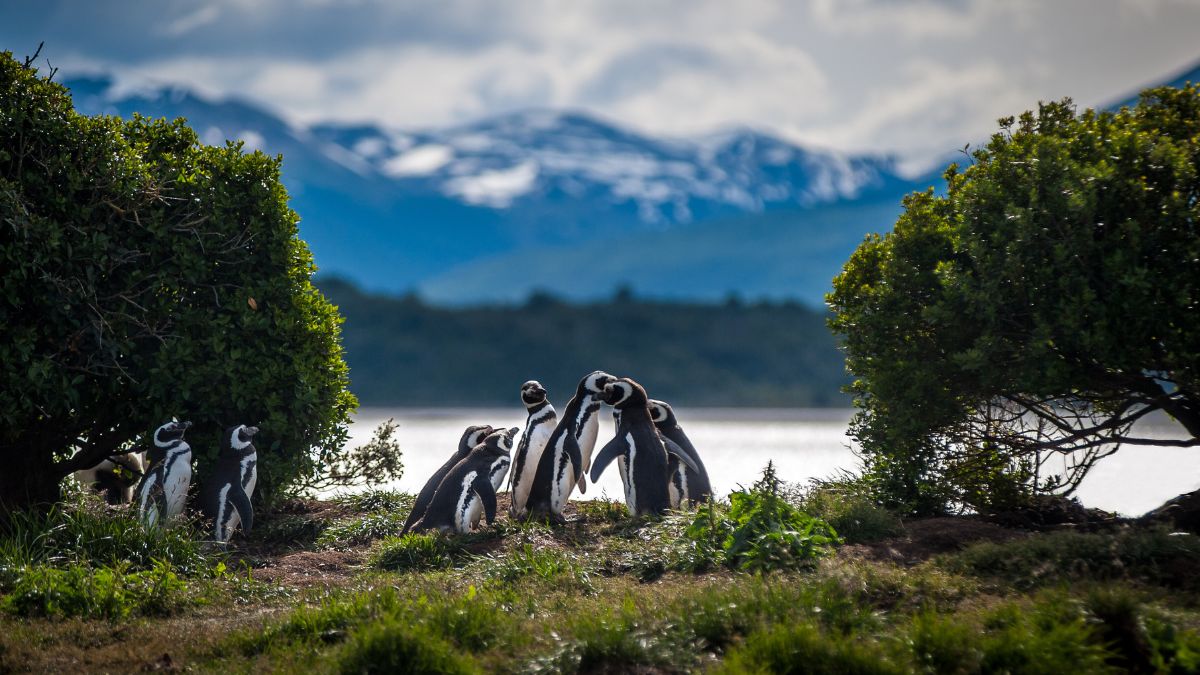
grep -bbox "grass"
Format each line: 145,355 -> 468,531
6,488 -> 1200,673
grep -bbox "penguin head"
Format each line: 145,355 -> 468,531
601,377 -> 648,410
579,370 -> 616,397
648,400 -> 676,426
154,419 -> 192,447
520,380 -> 548,406
460,425 -> 496,454
224,424 -> 259,452
481,427 -> 519,455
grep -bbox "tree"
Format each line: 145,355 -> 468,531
0,52 -> 357,518
828,85 -> 1200,515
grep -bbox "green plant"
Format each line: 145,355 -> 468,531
797,473 -> 904,544
318,512 -> 409,549
334,489 -> 414,514
337,621 -> 479,675
718,621 -> 902,675
370,533 -> 467,572
686,462 -> 840,572
828,85 -> 1200,515
0,51 -> 355,516
303,421 -> 403,493
2,559 -> 189,619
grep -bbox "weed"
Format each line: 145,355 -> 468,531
370,533 -> 468,572
717,621 -> 903,675
334,489 -> 413,514
337,621 -> 478,675
318,512 -> 408,549
798,474 -> 904,544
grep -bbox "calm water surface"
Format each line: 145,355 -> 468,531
343,407 -> 1199,516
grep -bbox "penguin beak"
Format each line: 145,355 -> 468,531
507,427 -> 519,436
245,426 -> 260,437
179,421 -> 193,429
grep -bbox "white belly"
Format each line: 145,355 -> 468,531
512,422 -> 554,515
455,471 -> 479,533
163,464 -> 192,519
623,434 -> 637,514
468,460 -> 509,528
214,483 -> 242,542
549,436 -> 578,513
577,406 -> 600,473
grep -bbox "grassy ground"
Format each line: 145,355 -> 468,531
3,490 -> 1200,674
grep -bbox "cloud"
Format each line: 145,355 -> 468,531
4,0 -> 1199,168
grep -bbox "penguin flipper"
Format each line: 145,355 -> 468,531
563,434 -> 584,486
472,475 -> 498,525
662,437 -> 700,474
589,436 -> 626,483
230,485 -> 254,535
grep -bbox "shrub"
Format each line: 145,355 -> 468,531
335,489 -> 414,514
0,50 -> 355,515
686,462 -> 840,571
318,512 -> 408,549
796,473 -> 904,544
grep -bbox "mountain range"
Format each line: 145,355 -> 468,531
63,59 -> 1197,307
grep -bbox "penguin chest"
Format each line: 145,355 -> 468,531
163,458 -> 192,519
550,435 -> 577,511
575,403 -> 601,470
621,433 -> 638,514
514,419 -> 554,506
240,454 -> 258,499
454,471 -> 480,533
468,458 -> 508,527
215,483 -> 242,542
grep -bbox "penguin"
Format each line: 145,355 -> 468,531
611,407 -> 632,506
200,424 -> 260,542
412,427 -> 516,534
134,420 -> 194,528
467,427 -> 515,530
75,452 -> 146,505
509,381 -> 558,519
524,370 -> 615,523
649,399 -> 712,507
589,378 -> 699,516
402,424 -> 495,534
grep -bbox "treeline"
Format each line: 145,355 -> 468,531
319,278 -> 849,407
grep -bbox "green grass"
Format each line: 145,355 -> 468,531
369,533 -> 470,573
318,512 -> 408,549
796,474 -> 905,544
333,489 -> 414,514
1,559 -> 189,619
945,526 -> 1200,589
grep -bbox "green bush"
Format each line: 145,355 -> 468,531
335,489 -> 414,514
0,51 -> 355,514
318,512 -> 409,549
686,462 -> 840,571
479,544 -> 591,589
2,560 -> 188,619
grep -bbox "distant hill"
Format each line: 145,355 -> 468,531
64,74 -> 929,307
319,278 -> 849,407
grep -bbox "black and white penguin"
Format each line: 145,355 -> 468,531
590,378 -> 699,516
649,399 -> 712,507
402,424 -> 495,534
412,427 -> 517,534
200,424 -> 260,542
134,420 -> 194,528
524,370 -> 615,522
509,381 -> 558,519
75,452 -> 146,505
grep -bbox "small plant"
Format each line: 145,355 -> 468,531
718,621 -> 902,675
301,419 -> 404,493
480,544 -> 592,590
370,533 -> 466,572
334,489 -> 414,514
2,559 -> 189,619
686,462 -> 840,572
337,621 -> 479,675
318,512 -> 408,549
796,473 -> 904,544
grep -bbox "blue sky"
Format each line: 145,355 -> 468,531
3,0 -> 1199,171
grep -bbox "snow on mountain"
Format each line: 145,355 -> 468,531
63,74 -> 924,303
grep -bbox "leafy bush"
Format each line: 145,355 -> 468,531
479,544 -> 592,591
334,489 -> 414,514
0,51 -> 355,514
303,421 -> 403,494
2,560 -> 188,619
686,462 -> 840,571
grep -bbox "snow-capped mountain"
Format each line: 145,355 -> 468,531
64,74 -> 925,305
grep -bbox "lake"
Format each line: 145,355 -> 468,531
342,407 -> 1199,516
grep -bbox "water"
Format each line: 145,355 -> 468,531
343,407 -> 1199,516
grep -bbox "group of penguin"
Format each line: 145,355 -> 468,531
75,420 -> 260,543
402,371 -> 713,535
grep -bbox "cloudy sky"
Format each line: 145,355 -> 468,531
3,0 -> 1199,172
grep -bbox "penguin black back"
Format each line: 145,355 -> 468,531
201,424 -> 260,542
403,424 -> 495,534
